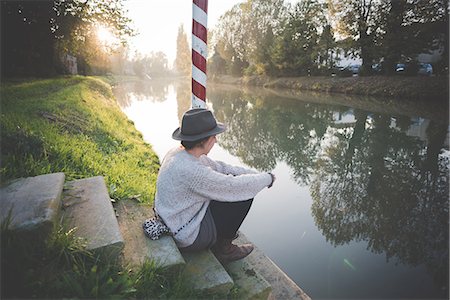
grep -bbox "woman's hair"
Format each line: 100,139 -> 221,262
181,136 -> 210,150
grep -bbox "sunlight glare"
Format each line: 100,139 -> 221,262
96,26 -> 118,46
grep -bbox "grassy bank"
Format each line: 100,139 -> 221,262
0,76 -> 202,299
213,75 -> 449,101
1,76 -> 158,202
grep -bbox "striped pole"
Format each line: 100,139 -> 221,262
192,0 -> 208,108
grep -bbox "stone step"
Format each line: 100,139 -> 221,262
235,233 -> 311,300
224,258 -> 272,300
62,176 -> 124,258
182,250 -> 234,295
115,199 -> 185,272
0,173 -> 65,242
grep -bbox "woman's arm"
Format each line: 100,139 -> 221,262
200,155 -> 258,176
190,164 -> 272,202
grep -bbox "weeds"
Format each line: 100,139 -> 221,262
53,257 -> 136,299
133,260 -> 199,299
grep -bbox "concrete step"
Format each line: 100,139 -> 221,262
62,176 -> 124,258
182,250 -> 234,295
224,258 -> 272,300
0,173 -> 65,242
235,233 -> 311,300
115,199 -> 185,272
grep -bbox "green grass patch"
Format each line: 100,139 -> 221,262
1,76 -> 159,203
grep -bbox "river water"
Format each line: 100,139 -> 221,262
114,79 -> 449,299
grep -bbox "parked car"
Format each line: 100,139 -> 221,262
372,63 -> 382,73
347,64 -> 361,75
336,64 -> 361,77
395,62 -> 433,76
396,63 -> 406,73
417,63 -> 433,76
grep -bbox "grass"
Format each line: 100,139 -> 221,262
0,76 -> 159,202
0,76 -> 207,299
1,219 -> 199,299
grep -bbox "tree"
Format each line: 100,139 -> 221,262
174,24 -> 191,76
381,0 -> 407,74
148,51 -> 169,77
53,0 -> 134,74
400,0 -> 449,73
110,45 -> 130,75
329,0 -> 448,75
213,3 -> 250,75
213,0 -> 287,76
0,0 -> 134,77
376,0 -> 449,75
1,1 -> 56,76
328,0 -> 383,74
272,0 -> 326,76
317,24 -> 338,72
243,0 -> 287,75
209,45 -> 227,77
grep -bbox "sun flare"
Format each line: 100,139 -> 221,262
96,26 -> 117,46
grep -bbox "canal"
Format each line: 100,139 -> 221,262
114,79 -> 449,299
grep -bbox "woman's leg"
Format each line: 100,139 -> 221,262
208,199 -> 253,239
208,199 -> 254,262
179,207 -> 217,252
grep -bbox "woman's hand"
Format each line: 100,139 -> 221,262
268,172 -> 276,188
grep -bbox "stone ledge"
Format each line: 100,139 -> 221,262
224,258 -> 272,300
0,173 -> 65,240
235,233 -> 311,300
183,249 -> 234,295
116,199 -> 185,272
62,176 -> 124,258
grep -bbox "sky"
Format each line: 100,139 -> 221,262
123,0 -> 243,64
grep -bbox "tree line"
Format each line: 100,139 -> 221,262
208,0 -> 449,77
3,0 -> 448,78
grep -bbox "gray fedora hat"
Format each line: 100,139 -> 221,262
172,108 -> 227,141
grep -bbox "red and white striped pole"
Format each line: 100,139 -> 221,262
192,0 -> 208,108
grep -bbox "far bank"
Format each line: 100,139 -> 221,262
211,75 -> 449,102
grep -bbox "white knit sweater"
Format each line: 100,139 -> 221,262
154,146 -> 272,247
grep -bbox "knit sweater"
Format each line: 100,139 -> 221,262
154,146 -> 272,248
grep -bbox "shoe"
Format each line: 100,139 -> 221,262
212,238 -> 254,263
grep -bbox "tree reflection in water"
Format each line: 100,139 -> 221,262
175,79 -> 191,121
209,88 -> 335,184
114,79 -> 170,108
208,87 -> 449,293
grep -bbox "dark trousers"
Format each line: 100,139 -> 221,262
209,199 -> 253,239
180,199 -> 253,252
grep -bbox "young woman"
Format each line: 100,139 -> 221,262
155,108 -> 275,262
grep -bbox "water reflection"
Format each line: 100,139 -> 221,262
311,115 -> 449,290
207,86 -> 449,292
175,80 -> 191,121
208,89 -> 334,183
114,79 -> 170,107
